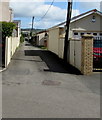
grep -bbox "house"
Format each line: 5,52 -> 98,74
70,9 -> 102,39
13,20 -> 21,39
47,9 -> 102,74
31,30 -> 48,47
0,2 -> 13,22
48,9 -> 102,40
35,30 -> 48,47
0,1 -> 21,68
48,9 -> 102,56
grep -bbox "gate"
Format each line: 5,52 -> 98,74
93,37 -> 102,71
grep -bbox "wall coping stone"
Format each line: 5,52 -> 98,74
82,34 -> 94,38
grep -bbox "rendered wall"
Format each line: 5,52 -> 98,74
5,37 -> 20,67
69,39 -> 81,71
48,28 -> 59,55
0,2 -> 12,22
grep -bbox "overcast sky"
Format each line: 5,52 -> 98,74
9,0 -> 102,29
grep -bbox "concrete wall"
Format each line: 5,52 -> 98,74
58,35 -> 64,59
56,36 -> 82,71
48,26 -> 94,74
38,32 -> 45,46
69,39 -> 81,71
48,28 -> 59,55
5,37 -> 20,67
48,27 -> 82,71
0,2 -> 13,22
36,32 -> 48,46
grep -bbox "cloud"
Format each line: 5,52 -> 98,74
10,1 -> 80,29
78,1 -> 101,11
10,2 -> 67,20
72,9 -> 80,17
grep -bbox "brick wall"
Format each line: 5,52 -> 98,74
81,34 -> 93,75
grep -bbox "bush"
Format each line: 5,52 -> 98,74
20,33 -> 24,43
0,21 -> 16,40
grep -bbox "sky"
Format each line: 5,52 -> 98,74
9,0 -> 102,29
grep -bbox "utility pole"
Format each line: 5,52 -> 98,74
32,16 -> 34,31
30,16 -> 34,37
63,0 -> 72,62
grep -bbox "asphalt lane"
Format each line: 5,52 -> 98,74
2,41 -> 100,118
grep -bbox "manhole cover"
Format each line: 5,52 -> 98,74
42,80 -> 61,86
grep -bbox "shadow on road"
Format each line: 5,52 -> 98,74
25,43 -> 33,46
12,58 -> 42,62
25,49 -> 82,75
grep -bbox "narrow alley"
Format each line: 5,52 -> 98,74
2,41 -> 100,118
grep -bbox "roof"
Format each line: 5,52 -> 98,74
49,9 -> 102,29
48,22 -> 65,30
14,20 -> 21,23
71,9 -> 102,22
36,30 -> 48,35
13,20 -> 21,27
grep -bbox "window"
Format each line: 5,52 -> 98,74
100,33 -> 102,36
81,33 -> 84,36
92,16 -> 96,22
87,33 -> 91,35
74,32 -> 78,35
93,33 -> 97,36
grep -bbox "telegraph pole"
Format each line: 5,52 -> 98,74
63,0 -> 72,62
32,16 -> 34,31
30,16 -> 34,37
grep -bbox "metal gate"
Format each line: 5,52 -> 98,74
93,37 -> 102,71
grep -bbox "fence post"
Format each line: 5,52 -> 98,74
81,34 -> 93,75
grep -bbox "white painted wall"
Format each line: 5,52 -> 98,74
48,28 -> 59,55
48,26 -> 82,71
5,37 -> 11,66
11,37 -> 20,55
69,39 -> 82,71
58,35 -> 64,59
38,32 -> 45,46
5,37 -> 20,66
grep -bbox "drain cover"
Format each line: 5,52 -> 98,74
42,80 -> 61,86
